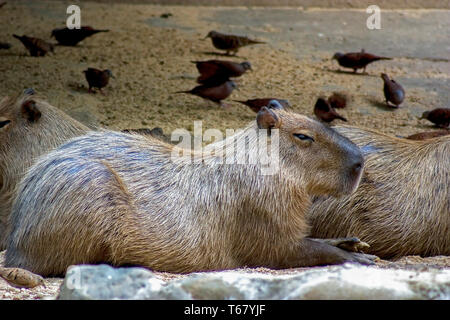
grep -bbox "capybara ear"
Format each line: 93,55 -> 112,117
23,88 -> 35,96
256,106 -> 281,130
267,100 -> 283,110
21,100 -> 42,123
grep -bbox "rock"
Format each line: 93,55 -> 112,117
58,264 -> 450,300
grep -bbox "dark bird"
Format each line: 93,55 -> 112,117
0,42 -> 11,49
314,97 -> 347,123
51,26 -> 109,46
83,68 -> 114,94
13,34 -> 54,57
204,30 -> 265,56
381,73 -> 405,108
406,130 -> 450,140
233,98 -> 290,113
332,49 -> 392,73
192,60 -> 251,85
419,108 -> 450,128
327,92 -> 347,109
175,80 -> 237,107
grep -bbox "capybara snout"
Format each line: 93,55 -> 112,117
338,135 -> 365,194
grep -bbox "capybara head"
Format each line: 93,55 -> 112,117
0,91 -> 41,158
0,89 -> 88,197
257,105 -> 364,197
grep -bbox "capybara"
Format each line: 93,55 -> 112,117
308,125 -> 450,259
0,89 -> 88,249
6,106 -> 374,276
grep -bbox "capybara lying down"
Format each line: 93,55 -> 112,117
6,106 -> 374,276
308,125 -> 450,259
0,89 -> 88,249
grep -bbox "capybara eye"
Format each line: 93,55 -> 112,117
293,133 -> 314,142
0,120 -> 11,129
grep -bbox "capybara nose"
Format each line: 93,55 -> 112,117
349,157 -> 364,179
352,161 -> 363,174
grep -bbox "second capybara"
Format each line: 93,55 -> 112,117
0,89 -> 88,249
6,106 -> 375,276
308,125 -> 450,259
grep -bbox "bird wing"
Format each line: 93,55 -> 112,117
194,61 -> 230,84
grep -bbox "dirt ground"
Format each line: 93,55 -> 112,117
0,1 -> 449,299
1,250 -> 449,300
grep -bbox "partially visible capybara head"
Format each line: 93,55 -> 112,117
259,105 -> 364,198
0,89 -> 88,249
308,125 -> 450,258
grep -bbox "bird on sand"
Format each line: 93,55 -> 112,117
0,42 -> 11,49
51,26 -> 109,46
204,30 -> 265,56
175,80 -> 237,107
327,92 -> 347,109
314,97 -> 347,123
83,68 -> 114,94
419,108 -> 450,128
332,49 -> 392,73
192,60 -> 252,85
381,73 -> 405,108
13,34 -> 54,57
233,98 -> 290,113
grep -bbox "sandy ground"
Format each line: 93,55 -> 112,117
0,1 -> 449,299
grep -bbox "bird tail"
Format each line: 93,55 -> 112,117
13,34 -> 22,40
377,56 -> 392,60
173,90 -> 191,94
93,29 -> 109,33
248,39 -> 266,45
337,114 -> 348,122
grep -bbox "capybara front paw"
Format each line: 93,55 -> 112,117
344,252 -> 379,266
309,237 -> 370,253
333,237 -> 370,253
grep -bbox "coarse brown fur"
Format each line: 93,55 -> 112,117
6,108 -> 371,277
0,90 -> 88,249
308,125 -> 450,259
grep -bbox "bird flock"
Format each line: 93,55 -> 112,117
1,2 -> 449,136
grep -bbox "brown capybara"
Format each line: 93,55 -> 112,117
5,106 -> 375,277
308,125 -> 450,259
0,89 -> 88,249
